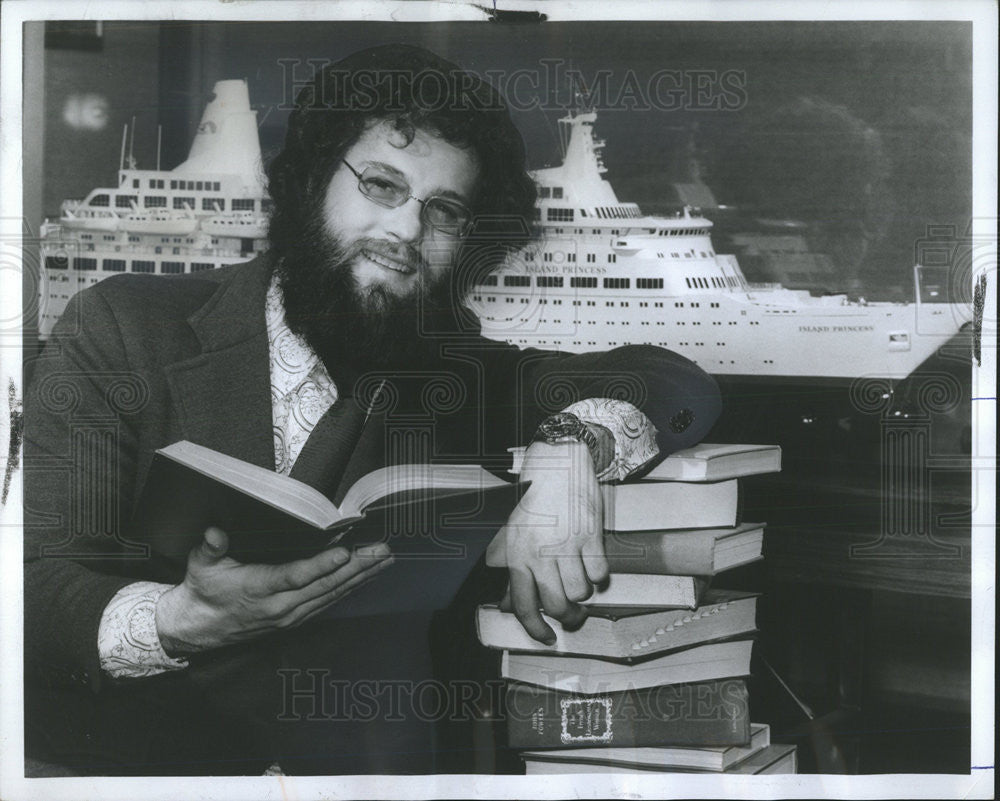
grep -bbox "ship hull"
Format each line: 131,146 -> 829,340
475,289 -> 967,380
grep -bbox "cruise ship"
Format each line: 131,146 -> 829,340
472,111 -> 971,380
38,80 -> 270,338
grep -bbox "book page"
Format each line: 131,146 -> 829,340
159,440 -> 343,528
339,462 -> 509,517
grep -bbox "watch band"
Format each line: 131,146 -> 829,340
532,412 -> 603,471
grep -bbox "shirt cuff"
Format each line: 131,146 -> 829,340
97,581 -> 189,679
562,398 -> 659,482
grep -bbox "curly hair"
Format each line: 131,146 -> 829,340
266,44 -> 537,287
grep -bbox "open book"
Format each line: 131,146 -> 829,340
135,440 -> 522,566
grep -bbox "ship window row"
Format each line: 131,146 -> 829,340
656,251 -> 715,259
594,206 -> 640,220
657,228 -> 708,236
103,194 -> 262,211
537,186 -> 564,199
531,252 -> 615,263
485,275 -> 673,290
170,180 -> 222,191
49,256 -> 220,274
547,208 -> 574,222
685,276 -> 736,289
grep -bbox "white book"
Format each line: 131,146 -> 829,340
643,443 -> 782,482
508,442 -> 780,482
523,742 -> 796,775
583,574 -> 708,608
602,479 -> 739,532
476,589 -> 758,660
501,638 -> 754,694
521,723 -> 770,771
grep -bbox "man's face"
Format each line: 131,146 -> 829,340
322,120 -> 480,302
276,119 -> 481,377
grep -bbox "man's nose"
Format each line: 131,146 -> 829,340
383,198 -> 425,244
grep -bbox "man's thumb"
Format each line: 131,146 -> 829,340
198,526 -> 229,561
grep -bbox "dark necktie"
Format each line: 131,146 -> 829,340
287,396 -> 367,500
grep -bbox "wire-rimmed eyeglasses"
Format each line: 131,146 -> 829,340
341,159 -> 473,237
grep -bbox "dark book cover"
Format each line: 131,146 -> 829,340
505,677 -> 750,749
131,444 -> 525,616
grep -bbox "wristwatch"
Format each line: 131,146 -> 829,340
532,412 -> 604,472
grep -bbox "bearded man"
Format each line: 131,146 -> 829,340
23,45 -> 721,775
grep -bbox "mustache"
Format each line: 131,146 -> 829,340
337,237 -> 429,275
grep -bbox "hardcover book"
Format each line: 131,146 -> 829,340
501,638 -> 754,694
602,522 -> 765,576
641,443 -> 782,482
602,479 -> 740,532
132,441 -> 524,615
505,678 -> 750,749
477,590 -> 758,660
523,741 -> 796,775
583,574 -> 709,608
509,442 -> 780,482
520,722 -> 770,772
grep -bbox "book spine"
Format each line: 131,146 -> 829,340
505,679 -> 750,749
603,480 -> 739,532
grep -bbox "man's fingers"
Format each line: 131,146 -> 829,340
580,534 -> 610,586
532,558 -> 588,631
266,542 -> 388,594
262,545 -> 351,593
284,544 -> 392,604
189,527 -> 231,568
508,568 -> 556,645
288,557 -> 395,626
498,585 -> 513,612
556,557 -> 593,604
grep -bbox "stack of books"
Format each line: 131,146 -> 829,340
480,443 -> 796,775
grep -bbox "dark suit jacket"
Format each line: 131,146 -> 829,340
23,253 -> 721,694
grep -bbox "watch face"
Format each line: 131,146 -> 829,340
538,412 -> 584,441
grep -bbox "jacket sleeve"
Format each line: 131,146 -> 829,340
23,285 -> 148,693
481,342 -> 722,458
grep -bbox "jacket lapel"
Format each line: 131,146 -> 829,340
164,256 -> 275,469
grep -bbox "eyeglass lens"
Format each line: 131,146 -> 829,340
355,164 -> 471,235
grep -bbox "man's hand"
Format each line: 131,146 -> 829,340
155,527 -> 393,656
487,441 -> 608,644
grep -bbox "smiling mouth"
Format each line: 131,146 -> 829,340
362,248 -> 416,276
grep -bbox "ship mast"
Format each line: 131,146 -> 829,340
119,123 -> 127,171
127,116 -> 137,169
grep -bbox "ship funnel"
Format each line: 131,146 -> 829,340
173,80 -> 265,194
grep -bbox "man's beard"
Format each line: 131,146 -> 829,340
274,206 -> 462,386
